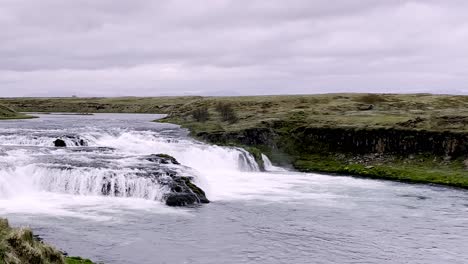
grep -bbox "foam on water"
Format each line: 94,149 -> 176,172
0,113 -> 291,217
261,154 -> 287,172
0,113 -> 388,217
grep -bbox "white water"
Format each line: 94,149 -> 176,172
262,154 -> 287,172
1,114 -> 468,264
0,113 -> 366,216
0,114 -> 267,212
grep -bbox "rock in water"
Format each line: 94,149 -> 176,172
144,154 -> 209,206
53,139 -> 66,147
145,153 -> 180,165
164,176 -> 210,206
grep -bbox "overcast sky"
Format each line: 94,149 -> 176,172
1,0 -> 467,97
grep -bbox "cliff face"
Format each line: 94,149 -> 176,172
194,123 -> 468,188
196,122 -> 468,164
197,127 -> 278,148
290,127 -> 468,158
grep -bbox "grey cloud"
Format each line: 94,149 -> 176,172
0,0 -> 467,96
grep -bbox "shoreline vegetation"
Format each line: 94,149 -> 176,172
0,105 -> 35,120
1,93 -> 467,189
0,218 -> 94,264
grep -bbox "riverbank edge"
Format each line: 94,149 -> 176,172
0,112 -> 37,120
0,218 -> 95,264
0,115 -> 37,120
158,117 -> 468,189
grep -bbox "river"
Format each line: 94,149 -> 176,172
0,113 -> 467,264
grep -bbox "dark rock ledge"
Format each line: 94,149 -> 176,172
146,154 -> 210,206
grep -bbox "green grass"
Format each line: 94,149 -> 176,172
294,154 -> 468,189
0,218 -> 64,264
2,94 -> 468,131
0,104 -> 35,120
65,256 -> 95,264
0,218 -> 95,264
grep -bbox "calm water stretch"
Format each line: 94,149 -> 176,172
0,114 -> 467,264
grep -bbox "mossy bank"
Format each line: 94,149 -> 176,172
0,218 -> 95,264
0,104 -> 34,120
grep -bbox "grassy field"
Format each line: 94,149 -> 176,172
156,93 -> 468,133
294,154 -> 468,188
2,94 -> 468,131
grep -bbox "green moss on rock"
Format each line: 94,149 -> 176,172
65,256 -> 95,264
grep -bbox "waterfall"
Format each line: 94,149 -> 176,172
0,123 -> 262,202
261,154 -> 287,172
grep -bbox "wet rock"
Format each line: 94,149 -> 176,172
53,139 -> 66,147
165,193 -> 198,206
164,176 -> 209,206
145,153 -> 180,165
62,135 -> 87,146
99,154 -> 210,206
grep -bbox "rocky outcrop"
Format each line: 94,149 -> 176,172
142,154 -> 209,206
291,126 -> 468,157
194,121 -> 468,165
54,139 -> 66,147
197,127 -> 277,147
48,152 -> 209,206
53,136 -> 88,147
145,153 -> 181,165
164,176 -> 209,206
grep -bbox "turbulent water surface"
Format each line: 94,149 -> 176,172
0,114 -> 467,264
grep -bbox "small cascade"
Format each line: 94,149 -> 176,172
0,134 -> 93,147
0,114 -> 267,206
0,165 -> 169,201
261,154 -> 286,172
237,148 -> 260,172
0,134 -> 55,146
91,130 -> 262,173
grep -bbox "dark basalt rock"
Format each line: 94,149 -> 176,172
165,193 -> 198,206
145,153 -> 180,165
98,153 -> 209,206
53,139 -> 66,147
164,176 -> 209,206
62,135 -> 88,146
